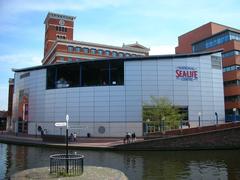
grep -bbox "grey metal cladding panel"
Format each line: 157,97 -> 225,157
125,75 -> 141,81
142,60 -> 157,67
109,100 -> 125,108
79,96 -> 94,102
125,80 -> 142,86
110,105 -> 125,112
126,90 -> 142,96
125,85 -> 141,91
110,96 -> 125,102
79,106 -> 94,112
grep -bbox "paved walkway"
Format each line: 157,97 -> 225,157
0,132 -> 143,150
11,166 -> 128,180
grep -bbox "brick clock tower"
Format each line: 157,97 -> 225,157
44,12 -> 76,56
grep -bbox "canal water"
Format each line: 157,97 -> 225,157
0,143 -> 240,180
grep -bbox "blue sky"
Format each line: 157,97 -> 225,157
0,0 -> 239,110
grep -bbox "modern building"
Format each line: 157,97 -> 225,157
10,50 -> 225,137
176,22 -> 240,117
43,12 -> 150,65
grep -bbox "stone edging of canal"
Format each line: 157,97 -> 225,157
11,166 -> 128,180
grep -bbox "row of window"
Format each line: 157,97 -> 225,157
222,50 -> 240,58
47,60 -> 124,89
223,65 -> 240,72
192,30 -> 240,52
67,46 -> 138,57
225,95 -> 240,102
56,26 -> 67,32
56,35 -> 66,39
224,80 -> 240,87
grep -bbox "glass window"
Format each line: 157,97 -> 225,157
98,49 -> 103,55
75,47 -> 81,52
110,60 -> 124,85
82,61 -> 109,86
125,53 -> 130,57
118,53 -> 124,57
83,48 -> 89,54
91,49 -> 96,54
47,64 -> 80,89
112,51 -> 118,57
192,31 -> 232,52
47,67 -> 57,89
223,65 -> 240,72
60,57 -> 64,61
68,57 -> 73,62
224,80 -> 240,87
68,46 -> 73,52
105,50 -> 110,56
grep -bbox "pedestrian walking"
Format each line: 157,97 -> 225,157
131,132 -> 136,142
73,132 -> 77,142
127,132 -> 131,143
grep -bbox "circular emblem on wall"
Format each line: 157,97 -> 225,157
59,19 -> 65,26
98,126 -> 105,134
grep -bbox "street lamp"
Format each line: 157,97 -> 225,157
198,112 -> 201,127
215,112 -> 218,125
233,108 -> 237,122
66,114 -> 69,173
146,119 -> 150,134
162,116 -> 165,132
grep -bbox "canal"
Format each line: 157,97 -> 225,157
0,143 -> 240,179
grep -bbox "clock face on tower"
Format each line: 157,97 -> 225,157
59,19 -> 65,26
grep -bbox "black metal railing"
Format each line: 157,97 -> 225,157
50,154 -> 84,176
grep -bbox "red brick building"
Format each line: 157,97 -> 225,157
43,12 -> 150,65
176,22 -> 240,116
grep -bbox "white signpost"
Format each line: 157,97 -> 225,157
54,122 -> 67,127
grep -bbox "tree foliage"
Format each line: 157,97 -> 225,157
143,96 -> 183,131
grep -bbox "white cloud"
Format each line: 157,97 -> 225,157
1,0 -> 127,14
149,45 -> 175,55
0,53 -> 42,67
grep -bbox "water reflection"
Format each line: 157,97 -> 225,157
1,143 -> 240,180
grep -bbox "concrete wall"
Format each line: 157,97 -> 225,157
115,123 -> 240,150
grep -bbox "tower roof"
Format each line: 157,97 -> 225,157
44,12 -> 76,24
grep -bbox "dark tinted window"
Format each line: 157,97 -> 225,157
47,67 -> 56,89
46,60 -> 124,89
47,64 -> 80,89
110,60 -> 124,85
82,61 -> 109,86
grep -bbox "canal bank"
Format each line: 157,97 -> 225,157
1,122 -> 240,151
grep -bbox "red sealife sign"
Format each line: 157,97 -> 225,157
176,66 -> 198,81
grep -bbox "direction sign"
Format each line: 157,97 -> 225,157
55,122 -> 67,127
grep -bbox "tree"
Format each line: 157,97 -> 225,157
143,96 -> 183,132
